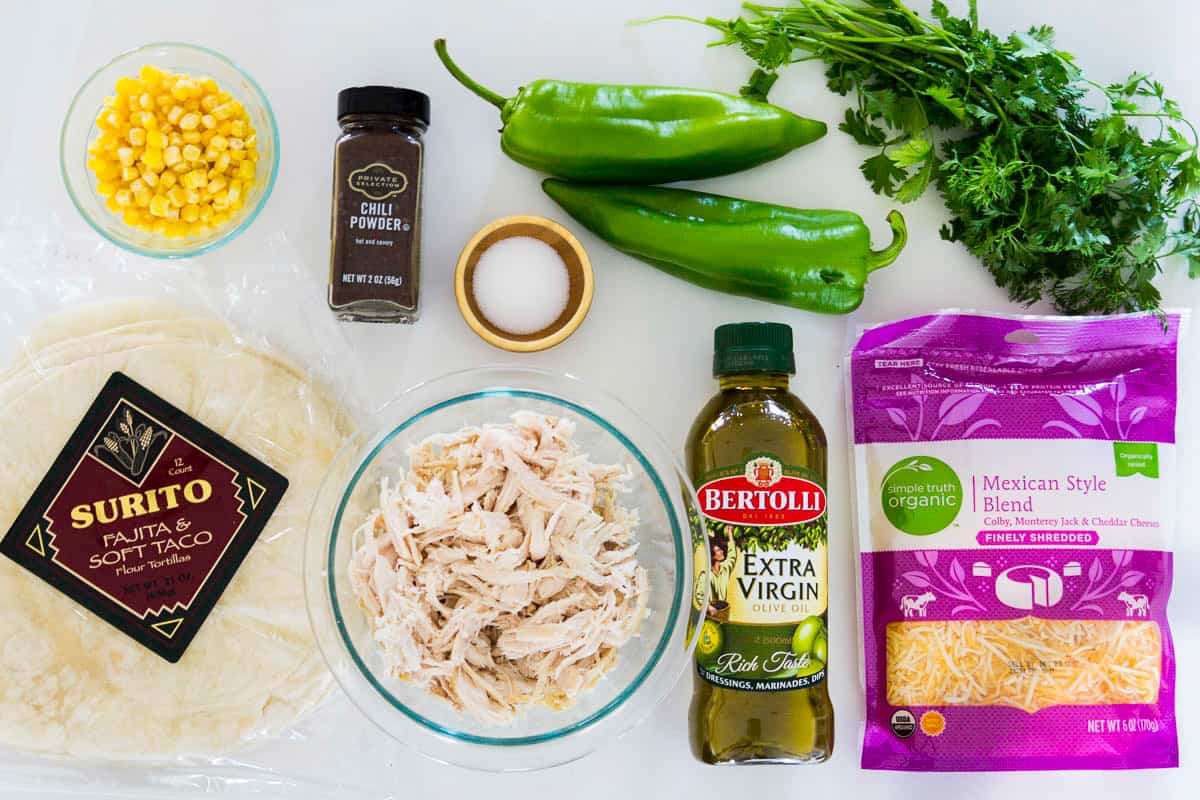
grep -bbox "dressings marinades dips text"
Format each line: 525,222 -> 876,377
329,86 -> 428,323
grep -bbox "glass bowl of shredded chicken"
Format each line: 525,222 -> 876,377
305,366 -> 707,771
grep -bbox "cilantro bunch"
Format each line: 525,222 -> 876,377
670,0 -> 1200,314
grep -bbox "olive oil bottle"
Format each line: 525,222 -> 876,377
687,322 -> 833,764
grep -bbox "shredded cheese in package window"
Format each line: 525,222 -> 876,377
848,311 -> 1184,771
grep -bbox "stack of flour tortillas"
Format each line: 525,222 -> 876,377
0,300 -> 356,760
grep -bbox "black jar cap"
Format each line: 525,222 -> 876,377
338,86 -> 430,125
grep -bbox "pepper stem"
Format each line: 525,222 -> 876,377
867,210 -> 908,273
434,39 -> 508,110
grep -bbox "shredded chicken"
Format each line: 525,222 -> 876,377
349,412 -> 649,723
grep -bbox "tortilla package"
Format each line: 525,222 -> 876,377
0,229 -> 367,796
847,311 -> 1185,771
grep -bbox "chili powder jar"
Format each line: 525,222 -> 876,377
329,86 -> 429,323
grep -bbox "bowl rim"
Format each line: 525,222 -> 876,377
454,215 -> 594,352
325,385 -> 684,746
59,41 -> 279,259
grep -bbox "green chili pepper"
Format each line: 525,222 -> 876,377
542,180 -> 907,314
434,39 -> 827,184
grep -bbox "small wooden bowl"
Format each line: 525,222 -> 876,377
454,215 -> 594,353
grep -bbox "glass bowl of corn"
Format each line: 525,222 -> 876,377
61,42 -> 279,258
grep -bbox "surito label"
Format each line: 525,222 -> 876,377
0,372 -> 288,662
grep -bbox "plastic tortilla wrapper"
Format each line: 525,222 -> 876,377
0,226 -> 379,794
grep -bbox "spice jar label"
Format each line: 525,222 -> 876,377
348,162 -> 409,200
0,372 -> 287,662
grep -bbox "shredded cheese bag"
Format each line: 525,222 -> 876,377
848,311 -> 1183,771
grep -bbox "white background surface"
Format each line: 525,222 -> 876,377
1,0 -> 1198,797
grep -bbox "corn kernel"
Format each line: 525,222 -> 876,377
179,112 -> 200,131
181,203 -> 200,222
115,189 -> 133,207
186,169 -> 207,189
96,181 -> 116,197
166,221 -> 188,237
165,206 -> 180,221
182,130 -> 202,144
198,204 -> 214,222
167,185 -> 187,207
139,64 -> 163,85
168,132 -> 183,146
163,145 -> 182,167
123,210 -> 141,226
138,92 -> 154,110
186,189 -> 202,204
105,195 -> 121,212
201,113 -> 216,130
146,130 -> 168,149
209,134 -> 228,152
133,189 -> 151,207
141,147 -> 164,171
148,195 -> 170,217
215,152 -> 231,173
127,127 -> 146,146
115,76 -> 141,95
141,170 -> 158,188
160,170 -> 178,189
236,160 -> 255,180
121,165 -> 140,181
229,119 -> 245,138
207,177 -> 227,195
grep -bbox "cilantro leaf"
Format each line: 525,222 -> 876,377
839,109 -> 887,146
888,137 -> 933,168
861,152 -> 908,196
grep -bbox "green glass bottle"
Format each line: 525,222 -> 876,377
687,322 -> 833,764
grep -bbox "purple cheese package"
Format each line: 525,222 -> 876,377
847,310 -> 1186,771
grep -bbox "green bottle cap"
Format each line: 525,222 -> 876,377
713,322 -> 795,376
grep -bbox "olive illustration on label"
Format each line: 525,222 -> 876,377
811,631 -> 828,664
791,615 -> 824,656
697,619 -> 724,667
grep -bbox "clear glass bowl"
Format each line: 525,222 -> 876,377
60,42 -> 278,258
304,367 -> 708,771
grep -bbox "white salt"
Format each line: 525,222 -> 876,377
472,236 -> 570,336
